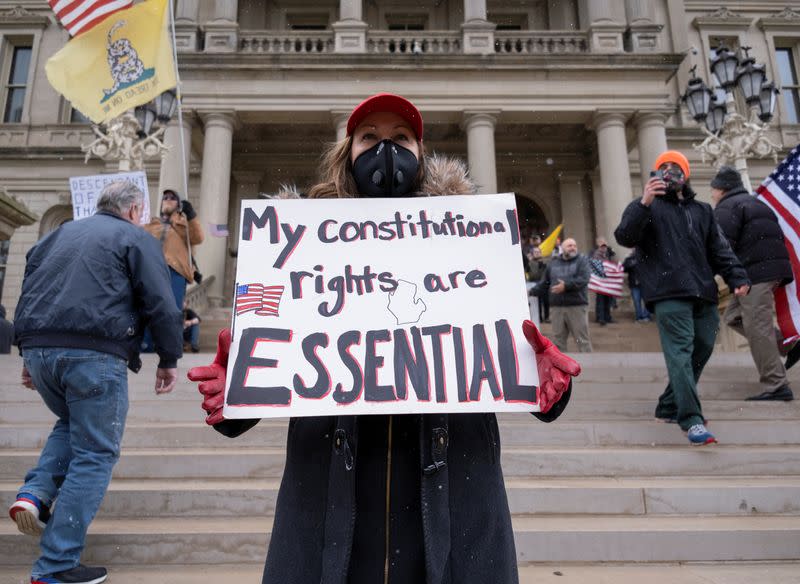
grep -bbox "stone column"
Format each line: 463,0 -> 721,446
557,172 -> 593,252
332,110 -> 350,142
175,0 -> 200,52
197,112 -> 236,302
333,0 -> 367,53
625,0 -> 663,52
203,0 -> 239,53
635,112 -> 668,187
224,171 -> 262,303
462,112 -> 499,194
593,112 -> 633,243
158,115 -> 194,215
462,0 -> 495,55
578,0 -> 626,53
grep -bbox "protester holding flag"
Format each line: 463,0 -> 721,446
712,166 -> 795,402
187,93 -> 581,584
615,150 -> 750,446
755,145 -> 800,373
590,237 -> 619,325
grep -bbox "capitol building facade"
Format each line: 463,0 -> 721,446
1,0 -> 799,314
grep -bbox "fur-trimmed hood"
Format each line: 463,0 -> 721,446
264,153 -> 475,199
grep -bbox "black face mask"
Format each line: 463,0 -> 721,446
352,139 -> 419,197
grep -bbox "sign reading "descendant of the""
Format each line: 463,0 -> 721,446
224,193 -> 539,419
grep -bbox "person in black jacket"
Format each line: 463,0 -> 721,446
622,252 -> 651,322
534,238 -> 592,352
186,94 -> 581,584
711,166 -> 795,401
615,150 -> 750,446
9,181 -> 182,584
0,304 -> 13,354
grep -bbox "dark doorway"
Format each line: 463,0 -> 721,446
515,194 -> 549,241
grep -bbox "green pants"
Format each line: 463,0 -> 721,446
653,299 -> 719,431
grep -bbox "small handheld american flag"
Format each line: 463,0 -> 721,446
235,283 -> 285,317
588,260 -> 625,298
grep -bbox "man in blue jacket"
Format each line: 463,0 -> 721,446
9,181 -> 183,584
615,151 -> 750,446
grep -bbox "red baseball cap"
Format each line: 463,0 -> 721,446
346,93 -> 424,140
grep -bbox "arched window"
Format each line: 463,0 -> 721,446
38,205 -> 73,239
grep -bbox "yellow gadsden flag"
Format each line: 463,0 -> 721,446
539,224 -> 563,257
45,0 -> 176,124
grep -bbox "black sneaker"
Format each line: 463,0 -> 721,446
786,344 -> 800,370
32,564 -> 107,584
9,493 -> 50,536
745,385 -> 794,402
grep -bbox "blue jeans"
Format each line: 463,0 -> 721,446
142,267 -> 186,352
20,348 -> 129,578
631,287 -> 651,320
183,323 -> 200,349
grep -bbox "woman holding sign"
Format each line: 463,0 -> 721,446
188,94 -> 580,584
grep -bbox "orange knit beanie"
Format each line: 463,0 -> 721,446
653,150 -> 690,179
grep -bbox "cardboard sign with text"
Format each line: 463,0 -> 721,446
69,171 -> 151,224
224,193 -> 539,419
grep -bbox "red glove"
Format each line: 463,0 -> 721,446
187,328 -> 231,425
523,319 -> 581,414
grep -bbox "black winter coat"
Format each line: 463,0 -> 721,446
614,186 -> 749,308
534,254 -> 591,306
713,187 -> 793,286
14,211 -> 183,370
213,156 -> 572,584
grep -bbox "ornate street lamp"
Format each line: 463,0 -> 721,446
682,66 -> 712,122
705,96 -> 727,135
81,89 -> 179,172
710,45 -> 739,90
735,47 -> 766,105
757,81 -> 779,123
682,45 -> 783,192
153,88 -> 178,123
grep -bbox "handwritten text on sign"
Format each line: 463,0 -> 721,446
224,194 -> 539,419
69,171 -> 151,224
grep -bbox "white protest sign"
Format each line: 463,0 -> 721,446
224,193 -> 539,419
69,171 -> 151,224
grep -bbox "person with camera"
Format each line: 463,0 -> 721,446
144,189 -> 204,307
614,150 -> 749,446
142,189 -> 204,352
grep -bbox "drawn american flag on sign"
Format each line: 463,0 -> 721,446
48,0 -> 133,37
235,283 -> 285,317
756,144 -> 800,346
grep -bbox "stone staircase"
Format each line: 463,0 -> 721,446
1,353 -> 799,583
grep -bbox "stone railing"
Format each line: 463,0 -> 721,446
185,275 -> 216,313
240,32 -> 335,54
237,30 -> 590,55
494,31 -> 589,54
367,31 -> 462,55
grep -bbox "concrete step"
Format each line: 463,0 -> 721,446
2,516 -> 799,565
3,445 -> 800,480
3,477 -> 799,518
3,563 -> 800,584
4,417 -> 800,450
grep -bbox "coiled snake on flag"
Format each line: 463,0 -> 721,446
103,21 -> 145,97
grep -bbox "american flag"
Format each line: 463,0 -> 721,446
588,259 -> 625,298
235,284 -> 284,317
48,0 -> 133,37
756,144 -> 800,345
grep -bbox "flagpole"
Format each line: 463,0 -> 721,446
168,0 -> 194,271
